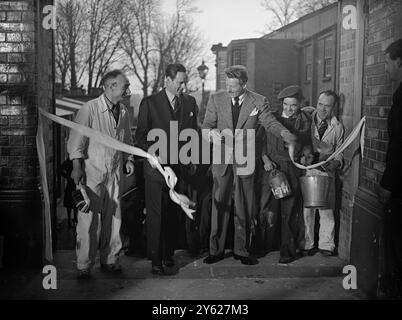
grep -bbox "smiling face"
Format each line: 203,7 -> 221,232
226,77 -> 246,99
166,71 -> 187,96
282,97 -> 301,118
107,74 -> 130,102
316,93 -> 335,121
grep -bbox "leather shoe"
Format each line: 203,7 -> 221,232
300,248 -> 317,257
239,256 -> 258,265
100,263 -> 122,273
163,257 -> 174,267
203,255 -> 223,264
278,256 -> 295,264
233,254 -> 242,260
151,265 -> 166,275
319,249 -> 335,256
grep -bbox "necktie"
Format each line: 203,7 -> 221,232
173,96 -> 179,111
318,120 -> 328,140
111,103 -> 120,124
232,96 -> 240,128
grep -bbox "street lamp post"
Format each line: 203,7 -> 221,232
197,60 -> 209,123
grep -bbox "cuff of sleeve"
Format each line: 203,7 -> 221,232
69,152 -> 85,160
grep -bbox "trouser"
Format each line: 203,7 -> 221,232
209,167 -> 255,257
270,161 -> 305,259
303,208 -> 335,251
76,172 -> 123,270
145,176 -> 179,266
381,196 -> 402,298
303,171 -> 336,252
254,165 -> 280,253
199,190 -> 212,252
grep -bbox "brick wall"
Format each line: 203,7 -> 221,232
338,0 -> 359,261
0,0 -> 38,190
0,0 -> 55,267
361,0 -> 402,193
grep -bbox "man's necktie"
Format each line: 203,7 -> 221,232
318,120 -> 328,140
173,96 -> 179,111
232,96 -> 240,128
111,103 -> 120,124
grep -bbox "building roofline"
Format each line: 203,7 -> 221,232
262,2 -> 338,39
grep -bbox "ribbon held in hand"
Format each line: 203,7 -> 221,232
288,116 -> 366,170
38,108 -> 195,220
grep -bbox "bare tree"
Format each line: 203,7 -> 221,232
151,0 -> 205,94
55,13 -> 70,90
119,0 -> 204,97
261,0 -> 337,31
55,0 -> 85,90
119,0 -> 160,97
297,0 -> 337,16
83,0 -> 124,94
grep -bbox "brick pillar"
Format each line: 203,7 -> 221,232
0,0 -> 55,268
349,0 -> 402,297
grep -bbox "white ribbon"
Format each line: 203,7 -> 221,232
38,108 -> 195,220
289,116 -> 366,170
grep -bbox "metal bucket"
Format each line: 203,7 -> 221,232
300,175 -> 331,208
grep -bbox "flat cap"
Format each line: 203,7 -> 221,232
277,85 -> 304,100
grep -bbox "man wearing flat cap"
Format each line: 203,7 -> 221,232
256,85 -> 311,264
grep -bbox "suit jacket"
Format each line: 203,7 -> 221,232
380,83 -> 402,196
202,89 -> 287,177
135,89 -> 199,182
310,111 -> 344,168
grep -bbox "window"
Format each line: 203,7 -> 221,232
305,45 -> 312,82
323,36 -> 333,78
231,49 -> 242,65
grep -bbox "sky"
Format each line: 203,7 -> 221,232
161,0 -> 272,92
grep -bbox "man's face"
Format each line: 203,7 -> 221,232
385,53 -> 401,81
282,97 -> 300,118
166,71 -> 187,96
226,77 -> 245,98
110,74 -> 130,101
316,94 -> 335,120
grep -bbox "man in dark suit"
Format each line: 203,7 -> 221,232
378,39 -> 402,298
135,63 -> 198,275
202,65 -> 297,265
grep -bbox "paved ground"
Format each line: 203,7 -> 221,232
0,249 -> 363,300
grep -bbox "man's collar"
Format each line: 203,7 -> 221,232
164,88 -> 177,103
315,112 -> 338,126
232,91 -> 246,105
101,94 -> 120,113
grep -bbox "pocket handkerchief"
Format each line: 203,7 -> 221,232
249,107 -> 259,116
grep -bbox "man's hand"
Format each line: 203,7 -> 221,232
321,160 -> 340,172
280,130 -> 297,146
188,163 -> 197,176
262,154 -> 276,172
209,129 -> 222,145
378,185 -> 391,205
125,159 -> 135,176
71,159 -> 85,185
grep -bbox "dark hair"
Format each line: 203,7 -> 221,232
319,90 -> 339,108
225,65 -> 248,85
100,70 -> 125,87
283,92 -> 304,103
385,39 -> 402,61
165,63 -> 186,80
